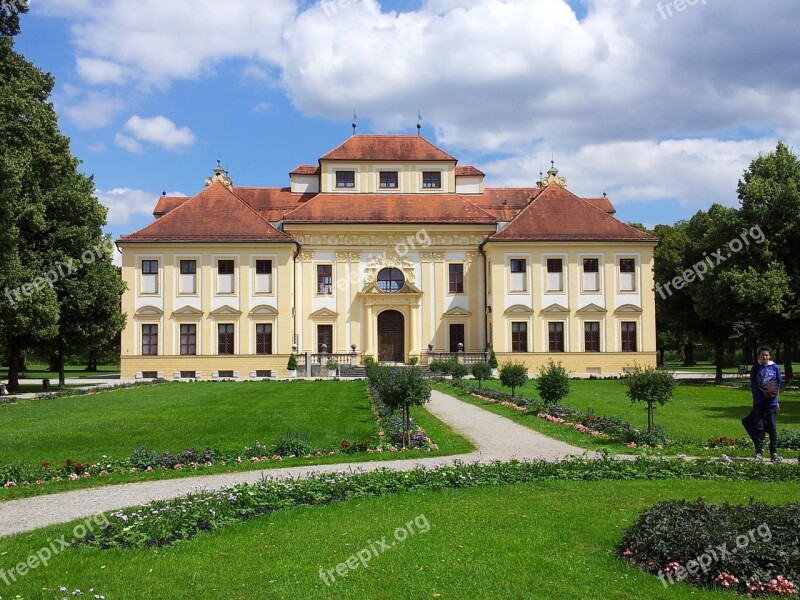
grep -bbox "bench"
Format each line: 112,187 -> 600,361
737,363 -> 751,378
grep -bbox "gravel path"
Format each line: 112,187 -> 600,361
0,390 -> 593,538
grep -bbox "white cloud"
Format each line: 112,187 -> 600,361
86,142 -> 107,153
113,133 -> 142,154
95,188 -> 186,226
118,115 -> 196,152
484,137 -> 775,209
76,57 -> 127,85
60,0 -> 296,88
62,92 -> 123,129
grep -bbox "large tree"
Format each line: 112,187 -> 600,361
1,23 -> 124,391
737,142 -> 800,380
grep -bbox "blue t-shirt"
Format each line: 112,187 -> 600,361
750,362 -> 781,407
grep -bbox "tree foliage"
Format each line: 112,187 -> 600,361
499,362 -> 527,398
535,359 -> 570,405
623,365 -> 675,434
471,362 -> 491,390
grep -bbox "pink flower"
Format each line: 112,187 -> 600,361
173,464 -> 182,470
68,473 -> 79,480
4,481 -> 17,488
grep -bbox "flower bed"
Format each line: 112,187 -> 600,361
73,456 -> 800,551
619,498 -> 799,596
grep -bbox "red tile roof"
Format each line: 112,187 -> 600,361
489,183 -> 657,242
153,196 -> 190,218
120,182 -> 294,243
290,165 -> 320,175
321,135 -> 456,162
282,193 -> 497,224
583,197 -> 616,214
234,187 -> 315,222
469,188 -> 542,222
455,166 -> 485,176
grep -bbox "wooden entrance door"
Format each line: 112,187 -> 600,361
378,310 -> 404,362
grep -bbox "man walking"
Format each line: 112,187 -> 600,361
750,346 -> 781,462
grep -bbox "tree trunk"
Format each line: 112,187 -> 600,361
86,350 -> 98,372
658,347 -> 666,367
782,333 -> 794,383
714,341 -> 724,383
48,352 -> 60,372
682,342 -> 695,367
7,339 -> 21,392
58,336 -> 66,388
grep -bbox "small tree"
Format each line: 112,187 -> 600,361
488,349 -> 498,370
499,361 -> 528,398
375,366 -> 431,446
471,362 -> 491,390
535,359 -> 570,405
287,353 -> 298,371
450,360 -> 469,381
623,365 -> 675,434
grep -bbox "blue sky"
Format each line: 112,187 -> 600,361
11,0 -> 800,248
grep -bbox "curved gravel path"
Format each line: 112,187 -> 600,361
0,389 -> 593,538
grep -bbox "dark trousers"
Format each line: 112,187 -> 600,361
752,405 -> 778,454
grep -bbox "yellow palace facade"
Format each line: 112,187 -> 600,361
118,135 -> 657,379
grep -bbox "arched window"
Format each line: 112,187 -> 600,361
377,268 -> 404,293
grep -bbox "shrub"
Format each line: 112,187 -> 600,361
619,499 -> 800,594
471,362 -> 492,390
623,365 -> 675,434
409,356 -> 419,366
325,358 -> 338,371
270,429 -> 312,457
488,349 -> 498,369
499,362 -> 528,398
428,360 -> 445,375
369,366 -> 431,446
287,353 -> 298,371
535,359 -> 570,405
450,361 -> 469,380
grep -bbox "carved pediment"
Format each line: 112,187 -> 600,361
172,305 -> 203,318
210,305 -> 243,317
614,304 -> 642,315
541,303 -> 570,315
135,306 -> 164,317
576,303 -> 607,315
363,252 -> 417,287
444,307 -> 472,317
310,307 -> 338,319
503,304 -> 533,316
249,304 -> 279,316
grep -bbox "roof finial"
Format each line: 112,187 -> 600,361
603,190 -> 607,198
352,111 -> 357,135
417,111 -> 422,136
205,160 -> 233,190
538,156 -> 567,188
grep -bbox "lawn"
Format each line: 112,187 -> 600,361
442,378 -> 800,457
0,381 -> 474,500
1,479 -> 795,599
0,362 -> 120,381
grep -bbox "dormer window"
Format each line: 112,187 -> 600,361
422,171 -> 441,189
379,171 -> 398,189
336,170 -> 355,188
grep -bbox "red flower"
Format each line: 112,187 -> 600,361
341,441 -> 351,448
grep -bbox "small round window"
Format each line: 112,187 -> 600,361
377,268 -> 404,293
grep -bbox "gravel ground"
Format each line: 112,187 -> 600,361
0,389 -> 594,537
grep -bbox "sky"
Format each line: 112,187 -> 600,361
11,0 -> 800,250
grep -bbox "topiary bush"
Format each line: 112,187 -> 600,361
619,498 -> 800,595
499,361 -> 528,398
471,362 -> 492,390
450,360 -> 469,380
535,359 -> 570,405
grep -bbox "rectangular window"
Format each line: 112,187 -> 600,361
449,324 -> 465,353
179,260 -> 196,294
217,259 -> 235,294
510,258 -> 526,292
548,322 -> 565,352
379,171 -> 398,189
317,264 -> 333,295
180,324 -> 197,356
511,322 -> 528,352
422,171 -> 441,188
256,323 -> 273,355
142,324 -> 158,355
218,323 -> 234,355
583,258 -> 599,292
584,322 -> 600,352
621,321 -> 637,352
619,258 -> 636,292
336,170 -> 355,188
255,259 -> 273,294
546,258 -> 563,292
317,324 -> 333,353
141,260 -> 158,294
449,263 -> 464,294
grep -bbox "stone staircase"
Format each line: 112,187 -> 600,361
338,365 -> 367,378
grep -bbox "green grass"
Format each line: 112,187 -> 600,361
0,381 -> 474,500
0,362 -> 120,381
663,360 -> 800,374
1,479 -> 795,599
443,379 -> 800,456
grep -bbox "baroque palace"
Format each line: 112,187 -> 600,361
118,134 -> 657,379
